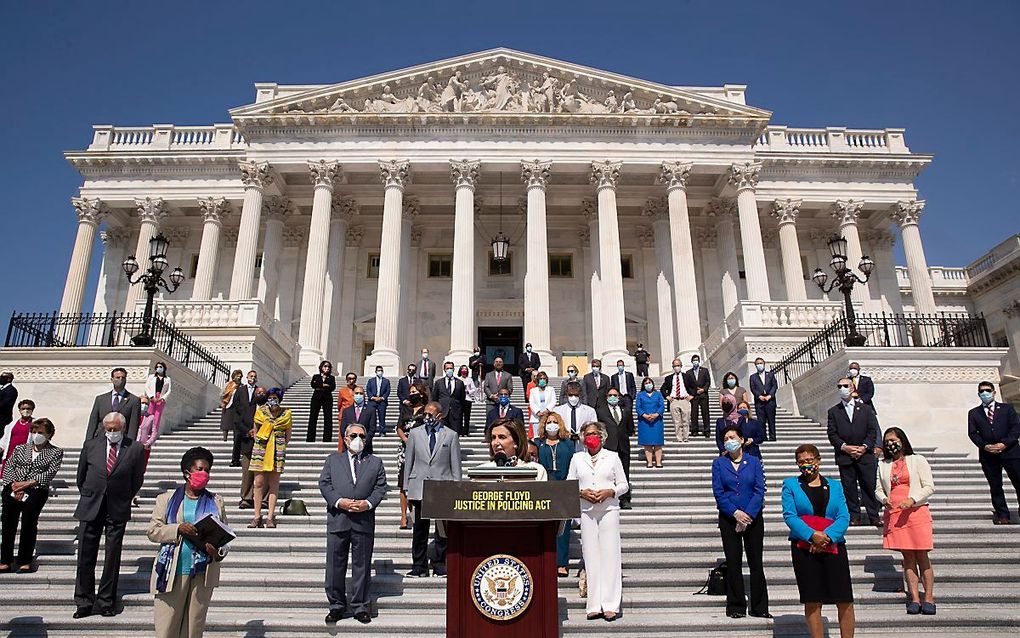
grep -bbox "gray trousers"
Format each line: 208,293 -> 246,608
325,528 -> 375,615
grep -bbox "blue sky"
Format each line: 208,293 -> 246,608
1,0 -> 1017,322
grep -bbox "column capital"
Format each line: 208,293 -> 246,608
134,196 -> 169,224
100,227 -> 131,248
331,194 -> 360,221
450,160 -> 481,190
706,197 -> 737,219
636,225 -> 656,247
891,200 -> 925,227
308,160 -> 343,189
578,225 -> 591,247
410,224 -> 424,246
262,195 -> 293,223
473,194 -> 484,219
520,160 -> 552,189
1003,300 -> 1020,320
831,199 -> 864,226
71,197 -> 107,225
198,196 -> 232,224
379,159 -> 411,189
728,161 -> 761,191
402,196 -> 420,219
641,197 -> 667,221
239,160 -> 274,189
863,228 -> 896,248
516,196 -> 528,218
590,160 -> 621,191
695,225 -> 717,248
659,161 -> 693,192
345,225 -> 364,247
581,197 -> 598,222
770,198 -> 802,225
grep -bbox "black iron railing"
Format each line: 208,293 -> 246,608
773,312 -> 992,385
5,312 -> 230,386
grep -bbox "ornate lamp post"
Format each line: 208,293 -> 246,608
811,235 -> 875,347
122,232 -> 185,347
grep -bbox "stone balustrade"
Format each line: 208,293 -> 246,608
966,232 -> 1020,278
896,265 -> 970,290
702,300 -> 846,362
88,124 -> 245,152
135,299 -> 299,356
754,125 -> 909,154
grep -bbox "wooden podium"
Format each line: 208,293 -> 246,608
422,477 -> 580,638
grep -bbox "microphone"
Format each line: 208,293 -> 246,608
494,451 -> 509,467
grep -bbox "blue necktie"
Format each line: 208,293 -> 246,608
428,426 -> 437,454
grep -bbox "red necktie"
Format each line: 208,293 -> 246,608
355,407 -> 361,420
987,405 -> 995,423
107,443 -> 118,475
674,375 -> 680,398
497,372 -> 502,385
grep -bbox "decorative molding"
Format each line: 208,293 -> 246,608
331,194 -> 359,220
705,197 -> 736,219
770,198 -> 802,225
761,229 -> 777,249
516,196 -> 528,218
640,197 -> 666,221
862,228 -> 896,248
581,197 -> 598,222
728,161 -> 761,190
346,225 -> 364,247
659,161 -> 693,192
307,159 -> 343,188
99,227 -> 131,249
282,224 -> 307,247
1003,300 -> 1020,320
262,196 -> 293,223
7,365 -> 151,382
473,194 -> 484,219
520,160 -> 551,189
449,159 -> 480,190
402,196 -> 420,219
868,365 -> 1002,384
379,159 -> 411,189
636,225 -> 656,248
222,227 -> 239,247
831,199 -> 864,227
578,225 -> 591,247
695,225 -> 717,248
590,160 -> 621,190
410,224 -> 423,246
163,225 -> 190,243
134,196 -> 169,224
238,160 -> 273,189
891,200 -> 925,227
71,197 -> 107,225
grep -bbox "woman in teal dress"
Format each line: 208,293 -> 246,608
636,376 -> 666,468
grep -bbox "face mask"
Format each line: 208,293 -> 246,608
267,398 -> 280,408
410,394 -> 423,405
567,396 -> 580,407
155,366 -> 165,375
408,369 -> 416,377
526,347 -> 532,353
591,366 -> 601,374
726,379 -> 736,388
568,370 -> 577,378
583,434 -> 602,452
140,404 -> 149,415
255,394 -> 268,405
884,441 -> 902,455
738,408 -> 749,417
644,383 -> 654,392
113,379 -> 126,391
445,369 -> 454,378
798,463 -> 817,475
724,439 -> 741,454
545,424 -> 560,437
187,470 -> 210,491
30,432 -> 47,446
474,350 -> 480,355
839,387 -> 852,400
673,366 -> 682,375
376,371 -> 383,378
617,366 -> 625,374
106,430 -> 124,445
848,368 -> 859,378
347,436 -> 365,454
19,408 -> 32,419
538,380 -> 547,388
423,414 -> 438,428
979,391 -> 994,404
499,396 -> 510,406
607,396 -> 619,407
692,360 -> 700,369
422,353 -> 429,360
756,364 -> 765,373
354,394 -> 364,405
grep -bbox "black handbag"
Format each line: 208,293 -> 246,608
694,561 -> 727,596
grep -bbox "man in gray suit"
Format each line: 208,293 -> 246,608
482,356 -> 513,406
402,401 -> 461,577
85,368 -> 141,441
318,423 -> 388,625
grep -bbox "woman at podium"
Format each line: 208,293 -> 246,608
567,421 -> 629,621
477,418 -> 548,480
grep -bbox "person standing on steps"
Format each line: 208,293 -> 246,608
527,371 -> 556,440
876,427 -> 937,615
595,388 -> 634,509
337,373 -> 358,427
826,378 -> 881,528
307,361 -> 337,442
365,365 -> 390,437
486,388 -> 525,435
684,355 -> 711,438
319,423 -> 388,626
249,388 -> 292,529
396,382 -> 429,530
218,370 -> 243,442
661,359 -> 692,443
559,365 -> 587,406
535,413 -> 574,574
468,346 -> 485,384
229,371 -> 258,467
847,362 -> 875,410
397,363 -> 418,424
85,367 -> 141,441
432,361 -> 465,433
635,377 -> 665,469
581,359 -> 610,413
482,357 -> 513,407
749,357 -> 778,442
417,348 -> 436,386
633,343 -> 650,377
553,382 -> 597,444
457,365 -> 478,436
0,371 -> 18,438
719,371 -> 750,410
237,387 -> 265,511
144,361 -> 172,441
340,386 -> 377,455
520,342 -> 541,388
967,381 -> 1020,525
135,394 -> 160,508
610,360 -> 636,401
0,399 -> 34,478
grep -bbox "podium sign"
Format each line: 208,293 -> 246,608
422,480 -> 579,638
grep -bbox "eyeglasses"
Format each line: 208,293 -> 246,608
837,383 -> 851,388
347,433 -> 366,440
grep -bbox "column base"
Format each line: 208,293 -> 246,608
446,348 -> 473,370
298,347 -> 325,375
364,349 -> 402,377
533,349 -> 559,377
600,351 -> 635,372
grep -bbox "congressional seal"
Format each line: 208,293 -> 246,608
471,554 -> 534,620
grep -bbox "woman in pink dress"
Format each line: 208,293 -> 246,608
876,427 -> 936,615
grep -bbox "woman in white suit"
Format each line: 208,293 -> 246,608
528,371 -> 556,439
567,420 -> 629,621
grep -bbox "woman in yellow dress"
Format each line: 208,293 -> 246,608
249,387 -> 292,529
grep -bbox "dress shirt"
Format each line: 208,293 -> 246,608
842,399 -> 854,422
616,373 -> 629,395
553,403 -> 598,435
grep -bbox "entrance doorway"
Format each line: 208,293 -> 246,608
477,326 -> 523,375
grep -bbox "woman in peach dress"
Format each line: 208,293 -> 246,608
876,427 -> 936,616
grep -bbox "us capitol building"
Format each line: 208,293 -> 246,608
15,48 -> 1016,445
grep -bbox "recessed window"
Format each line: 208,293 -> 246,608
621,255 -> 634,279
428,254 -> 453,278
489,251 -> 512,276
189,254 -> 200,278
549,254 -> 573,278
254,253 -> 263,278
367,253 -> 380,278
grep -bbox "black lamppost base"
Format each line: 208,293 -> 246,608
131,333 -> 155,347
844,333 -> 867,347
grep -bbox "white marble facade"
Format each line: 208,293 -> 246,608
62,48 -> 963,378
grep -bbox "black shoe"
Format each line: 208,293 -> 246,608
405,569 -> 428,578
72,607 -> 93,619
325,609 -> 344,624
229,461 -> 241,467
870,517 -> 883,528
727,611 -> 746,619
354,611 -> 371,624
99,608 -> 117,617
620,501 -> 633,510
750,612 -> 773,619
849,517 -> 863,527
238,500 -> 253,510
993,516 -> 1012,525
433,565 -> 448,577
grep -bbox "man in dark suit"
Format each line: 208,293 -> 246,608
827,377 -> 881,527
482,357 -> 513,406
318,422 -> 385,620
485,388 -> 524,434
581,359 -> 610,413
365,366 -> 390,436
85,368 -> 141,441
0,371 -> 17,437
597,387 -> 634,509
397,363 -> 418,424
72,412 -> 146,618
610,359 -> 637,400
683,355 -> 711,437
968,381 -> 1020,525
432,361 -> 465,430
748,357 -> 779,442
417,348 -> 436,386
848,361 -> 875,410
340,386 -> 378,455
230,370 -> 258,467
318,423 -> 388,625
519,343 -> 541,387
468,347 -> 485,383
633,343 -> 650,377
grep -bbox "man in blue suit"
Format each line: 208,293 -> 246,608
749,357 -> 778,442
365,366 -> 390,436
485,388 -> 524,435
968,381 -> 1020,525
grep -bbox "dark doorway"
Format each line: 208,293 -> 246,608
477,326 -> 523,375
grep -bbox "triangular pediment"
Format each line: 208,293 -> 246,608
230,48 -> 770,125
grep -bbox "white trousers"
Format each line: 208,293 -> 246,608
579,507 -> 622,615
669,399 -> 691,442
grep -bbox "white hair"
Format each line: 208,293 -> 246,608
103,412 -> 126,428
580,421 -> 608,441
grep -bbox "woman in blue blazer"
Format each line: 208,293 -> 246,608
715,400 -> 765,459
781,443 -> 855,638
711,424 -> 770,619
535,413 -> 576,577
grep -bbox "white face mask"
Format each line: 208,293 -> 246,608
673,366 -> 682,374
848,369 -> 859,378
106,430 -> 124,444
756,364 -> 765,373
30,432 -> 48,446
545,424 -> 560,437
839,387 -> 852,400
20,408 -> 33,419
347,436 -> 365,454
567,396 -> 581,407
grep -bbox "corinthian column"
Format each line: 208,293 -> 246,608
125,197 -> 168,313
446,160 -> 480,367
321,196 -> 358,358
831,199 -> 874,309
582,199 -> 603,357
659,161 -> 701,358
590,161 -> 630,364
521,160 -> 556,370
641,199 -> 676,366
230,161 -> 273,300
728,162 -> 770,301
258,196 -> 291,318
365,160 -> 411,375
298,160 -> 343,367
891,200 -> 937,314
771,198 -> 807,301
60,197 -> 107,315
708,198 -> 740,317
191,197 -> 231,300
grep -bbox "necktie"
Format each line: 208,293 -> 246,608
355,407 -> 361,420
107,443 -> 118,474
675,375 -> 680,398
500,407 -> 506,418
353,454 -> 361,481
613,406 -> 620,423
448,378 -> 452,394
112,393 -> 120,410
497,371 -> 502,385
987,404 -> 995,423
570,406 -> 577,434
595,375 -> 600,389
428,427 -> 437,454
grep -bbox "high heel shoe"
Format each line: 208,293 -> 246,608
247,516 -> 263,529
265,518 -> 277,528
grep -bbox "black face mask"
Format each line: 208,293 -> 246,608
409,394 -> 423,405
254,394 -> 268,405
884,441 -> 902,455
